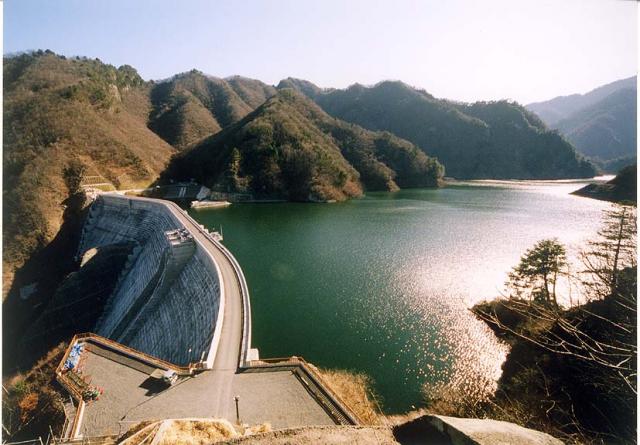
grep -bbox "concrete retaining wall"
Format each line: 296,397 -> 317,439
78,195 -> 222,366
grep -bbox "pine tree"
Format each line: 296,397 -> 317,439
506,238 -> 567,306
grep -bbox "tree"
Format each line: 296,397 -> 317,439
473,209 -> 637,442
506,238 -> 567,306
224,148 -> 242,192
581,204 -> 637,299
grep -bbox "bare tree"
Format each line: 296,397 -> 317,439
473,206 -> 637,442
581,205 -> 637,300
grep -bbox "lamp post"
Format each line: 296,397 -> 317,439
234,395 -> 240,425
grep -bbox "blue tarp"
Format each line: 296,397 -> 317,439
63,343 -> 85,370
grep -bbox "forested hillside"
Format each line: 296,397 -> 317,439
148,71 -> 276,150
554,87 -> 636,161
3,51 -> 175,295
162,89 -> 444,201
284,80 -> 596,179
573,164 -> 637,204
3,50 -> 601,301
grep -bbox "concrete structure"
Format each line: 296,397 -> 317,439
425,415 -> 563,445
57,336 -> 345,437
78,195 -> 222,366
58,194 -> 358,440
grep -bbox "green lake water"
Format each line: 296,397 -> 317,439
189,179 -> 612,413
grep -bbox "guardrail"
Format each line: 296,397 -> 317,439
56,333 -> 195,378
204,231 -> 252,368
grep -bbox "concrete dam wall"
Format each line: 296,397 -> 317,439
77,194 -> 222,366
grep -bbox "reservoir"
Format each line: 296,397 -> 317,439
189,179 -> 612,413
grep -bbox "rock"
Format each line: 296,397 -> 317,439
427,415 -> 563,445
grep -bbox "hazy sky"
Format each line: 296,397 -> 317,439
4,0 -> 638,104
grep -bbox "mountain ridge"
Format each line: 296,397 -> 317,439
162,89 -> 444,201
282,79 -> 595,179
2,50 -> 602,297
526,76 -> 636,125
525,76 -> 637,164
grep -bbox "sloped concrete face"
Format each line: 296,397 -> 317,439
78,195 -> 221,366
428,415 -> 563,445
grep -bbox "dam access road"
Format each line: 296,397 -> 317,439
57,194 -> 358,438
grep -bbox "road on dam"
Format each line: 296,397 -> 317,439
134,196 -> 246,418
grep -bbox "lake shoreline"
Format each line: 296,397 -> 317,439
189,179 -> 610,413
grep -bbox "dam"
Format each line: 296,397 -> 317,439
77,195 -> 223,366
56,194 -> 359,439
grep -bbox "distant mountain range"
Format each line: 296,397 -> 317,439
287,79 -> 595,179
2,50 -> 598,295
527,76 -> 637,168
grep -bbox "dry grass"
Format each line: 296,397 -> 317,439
120,419 -> 273,445
317,368 -> 382,425
242,423 -> 272,436
117,420 -> 156,445
158,419 -> 238,445
2,343 -> 68,441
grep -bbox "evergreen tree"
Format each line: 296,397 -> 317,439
507,238 -> 567,306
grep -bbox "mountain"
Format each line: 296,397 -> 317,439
283,80 -> 596,179
2,50 -> 599,298
554,87 -> 637,161
148,71 -> 276,150
526,77 -> 637,163
162,89 -> 444,201
3,51 -> 176,295
572,164 -> 637,204
276,77 -> 328,100
527,76 -> 636,126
